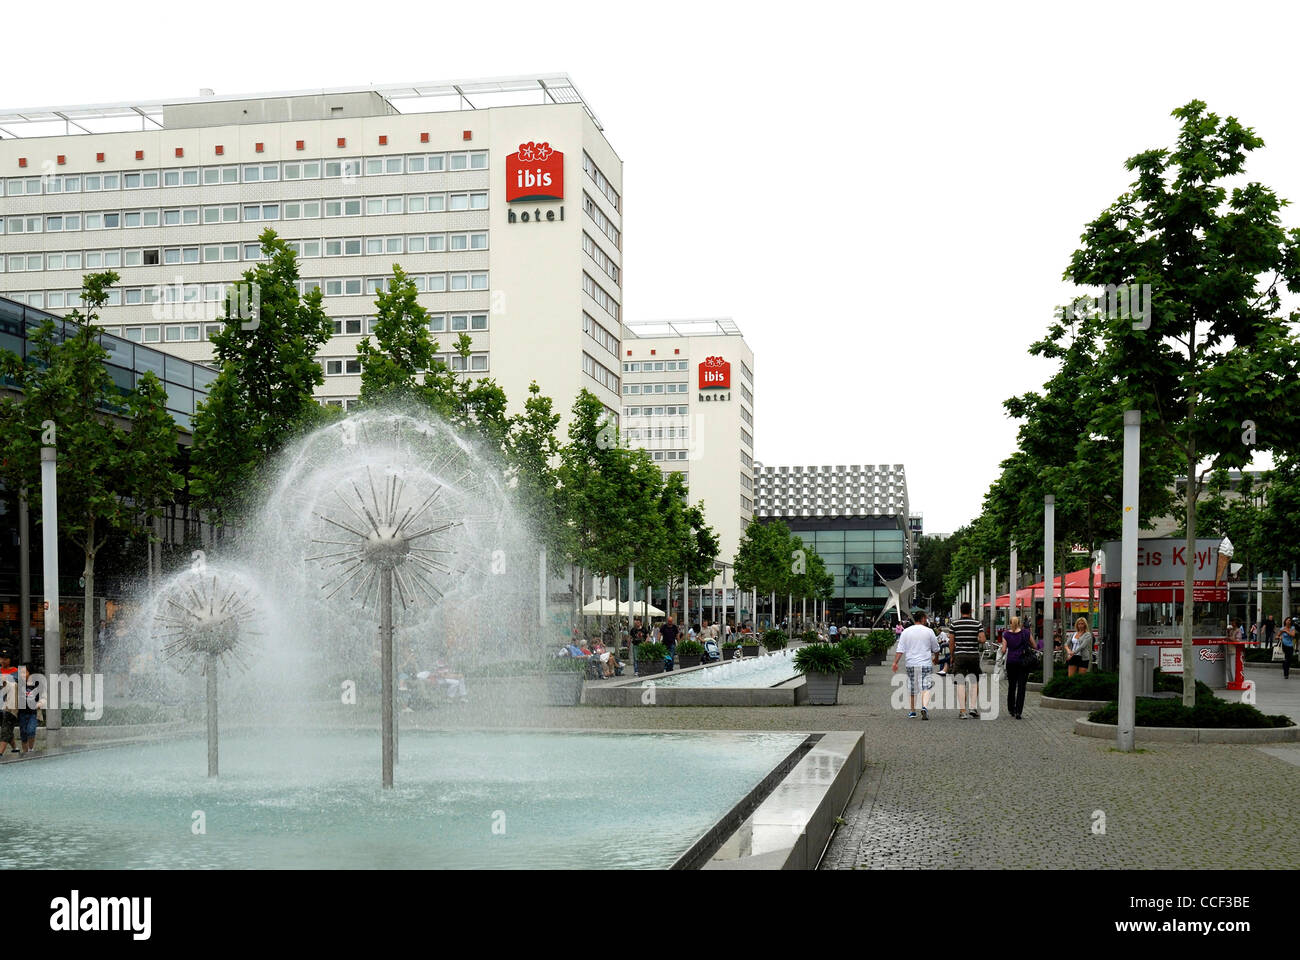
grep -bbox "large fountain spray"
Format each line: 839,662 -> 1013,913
307,468 -> 460,787
266,409 -> 518,789
152,559 -> 261,777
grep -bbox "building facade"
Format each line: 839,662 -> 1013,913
754,463 -> 914,625
619,319 -> 755,568
0,76 -> 624,430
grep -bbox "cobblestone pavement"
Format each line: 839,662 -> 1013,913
421,659 -> 1300,869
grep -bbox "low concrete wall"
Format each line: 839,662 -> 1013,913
1041,695 -> 1110,712
1073,717 -> 1300,744
51,720 -> 193,744
704,730 -> 865,870
583,675 -> 804,707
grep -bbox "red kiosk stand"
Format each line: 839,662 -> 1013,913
1223,639 -> 1249,691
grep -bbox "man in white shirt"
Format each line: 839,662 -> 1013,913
892,611 -> 940,719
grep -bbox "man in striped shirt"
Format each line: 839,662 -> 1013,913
949,602 -> 986,719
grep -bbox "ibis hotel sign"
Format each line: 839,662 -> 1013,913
506,140 -> 565,223
698,356 -> 731,401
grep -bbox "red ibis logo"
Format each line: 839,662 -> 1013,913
699,356 -> 731,390
506,141 -> 564,203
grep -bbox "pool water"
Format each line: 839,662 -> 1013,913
0,730 -> 804,869
651,649 -> 801,688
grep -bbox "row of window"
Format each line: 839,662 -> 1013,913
582,351 -> 620,394
741,427 -> 753,449
740,473 -> 753,491
322,352 -> 490,376
622,405 -> 689,417
2,153 -> 489,197
582,152 -> 620,212
582,311 -> 618,358
741,450 -> 753,468
741,494 -> 753,513
0,192 -> 489,234
651,450 -> 690,462
3,232 -> 488,273
330,313 -> 489,336
582,192 -> 620,250
740,406 -> 753,426
581,231 -> 619,285
740,383 -> 753,404
3,271 -> 490,309
623,427 -> 690,441
582,271 -> 619,322
622,382 -> 689,395
623,360 -> 689,373
741,360 -> 753,384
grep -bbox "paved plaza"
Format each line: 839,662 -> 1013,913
438,660 -> 1300,870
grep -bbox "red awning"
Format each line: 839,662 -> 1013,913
986,566 -> 1102,608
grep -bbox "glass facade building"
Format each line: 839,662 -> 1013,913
0,294 -> 212,430
755,463 -> 914,627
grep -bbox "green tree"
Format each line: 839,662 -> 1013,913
356,264 -> 436,406
1067,101 -> 1300,704
419,332 -> 511,459
505,381 -> 570,568
0,273 -> 182,674
190,228 -> 333,519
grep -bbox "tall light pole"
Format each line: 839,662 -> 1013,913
990,562 -> 997,638
1009,544 -> 1018,627
1117,410 -> 1141,752
39,427 -> 61,745
1043,494 -> 1055,685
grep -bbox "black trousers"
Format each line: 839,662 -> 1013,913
1283,646 -> 1292,679
1006,660 -> 1029,716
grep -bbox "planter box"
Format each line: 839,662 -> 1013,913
741,644 -> 760,658
841,657 -> 867,685
639,659 -> 665,676
803,672 -> 841,705
722,647 -> 737,661
678,655 -> 702,668
544,672 -> 585,706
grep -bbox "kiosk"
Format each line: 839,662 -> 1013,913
1100,538 -> 1236,687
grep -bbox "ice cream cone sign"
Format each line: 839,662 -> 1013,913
1215,537 -> 1234,583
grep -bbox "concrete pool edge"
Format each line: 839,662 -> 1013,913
698,730 -> 866,870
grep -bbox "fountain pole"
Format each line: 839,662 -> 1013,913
381,566 -> 395,789
207,653 -> 219,777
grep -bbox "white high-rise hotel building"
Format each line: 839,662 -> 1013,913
0,76 -> 624,430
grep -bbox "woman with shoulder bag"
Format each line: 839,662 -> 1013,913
998,616 -> 1037,720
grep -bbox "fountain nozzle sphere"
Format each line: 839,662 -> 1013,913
364,527 -> 411,569
182,611 -> 241,656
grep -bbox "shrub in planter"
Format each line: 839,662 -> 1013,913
721,640 -> 740,661
635,642 -> 668,675
740,637 -> 760,657
761,629 -> 789,652
676,639 -> 705,668
794,643 -> 853,704
542,656 -> 587,705
1088,686 -> 1294,728
800,630 -> 821,643
837,634 -> 872,685
862,629 -> 895,663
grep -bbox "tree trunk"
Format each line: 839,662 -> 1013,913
82,542 -> 95,677
1182,447 -> 1197,707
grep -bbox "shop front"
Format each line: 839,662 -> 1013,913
1100,538 -> 1234,685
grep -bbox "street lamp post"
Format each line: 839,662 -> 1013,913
1117,410 -> 1141,752
1043,495 -> 1055,685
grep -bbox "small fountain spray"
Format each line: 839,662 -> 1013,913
307,467 -> 459,788
153,553 -> 261,777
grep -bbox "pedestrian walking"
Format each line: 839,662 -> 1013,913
1066,617 -> 1092,676
949,602 -> 986,719
892,610 -> 939,719
998,616 -> 1037,719
1280,617 -> 1295,679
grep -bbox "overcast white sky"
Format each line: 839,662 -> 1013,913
7,0 -> 1297,533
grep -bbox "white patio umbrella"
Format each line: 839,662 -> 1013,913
580,597 -> 664,617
